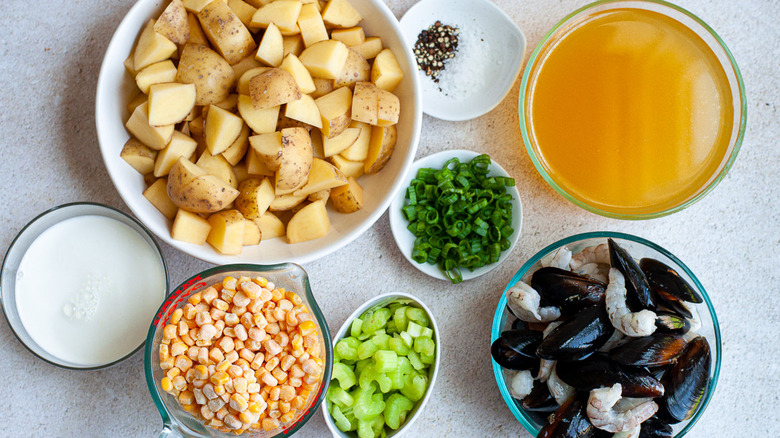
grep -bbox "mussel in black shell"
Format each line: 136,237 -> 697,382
538,395 -> 598,438
609,333 -> 687,367
638,415 -> 674,438
654,312 -> 691,335
608,238 -> 655,312
640,257 -> 703,303
521,379 -> 559,412
555,354 -> 665,398
658,336 -> 711,423
537,305 -> 614,361
531,267 -> 607,316
491,329 -> 542,371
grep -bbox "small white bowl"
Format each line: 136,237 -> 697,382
399,0 -> 526,121
322,292 -> 440,438
389,150 -> 522,282
95,0 -> 422,265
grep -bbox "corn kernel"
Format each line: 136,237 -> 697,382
228,364 -> 244,378
214,299 -> 229,312
279,410 -> 295,424
216,359 -> 231,372
188,292 -> 202,306
239,411 -> 255,424
224,313 -> 239,327
279,401 -> 290,414
170,308 -> 184,325
230,393 -> 249,412
298,320 -> 316,337
214,384 -> 226,396
202,286 -> 218,304
272,368 -> 288,384
262,418 -> 279,431
159,344 -> 170,362
166,367 -> 181,379
210,347 -> 225,363
248,383 -> 261,394
201,405 -> 215,420
221,289 -> 236,303
211,371 -> 229,386
172,375 -> 187,391
222,276 -> 238,290
161,377 -> 173,392
160,356 -> 175,370
219,336 -> 235,353
226,350 -> 239,363
291,395 -> 305,410
269,386 -> 281,401
181,334 -> 195,347
179,390 -> 195,405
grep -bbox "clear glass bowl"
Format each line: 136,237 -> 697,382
145,263 -> 333,438
0,202 -> 168,370
491,231 -> 721,437
519,0 -> 747,219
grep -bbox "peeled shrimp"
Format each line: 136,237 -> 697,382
606,268 -> 657,337
538,321 -> 562,382
509,369 -> 534,400
586,384 -> 658,433
506,282 -> 561,323
570,243 -> 610,271
547,364 -> 575,405
541,246 -> 572,270
614,425 -> 641,438
575,262 -> 609,284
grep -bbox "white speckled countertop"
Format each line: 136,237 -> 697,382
1,0 -> 778,437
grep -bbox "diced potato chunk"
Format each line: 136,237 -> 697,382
331,27 -> 365,46
298,40 -> 349,80
255,212 -> 285,239
249,68 -> 301,110
255,23 -> 284,67
286,200 -> 330,243
371,48 -> 404,92
322,127 -> 360,157
172,209 -> 212,244
235,176 -> 275,219
121,138 -> 158,174
351,36 -> 382,60
330,176 -> 363,213
227,0 -> 258,28
293,158 -> 347,196
205,105 -> 244,155
315,86 -> 352,138
328,154 -> 364,179
198,1 -> 257,64
249,132 -> 283,171
148,83 -> 197,126
285,94 -> 323,128
135,60 -> 177,94
154,131 -> 199,177
297,3 -> 328,47
134,19 -> 177,71
321,0 -> 362,28
207,210 -> 246,255
250,0 -> 303,33
364,125 -> 396,174
221,123 -> 251,165
154,0 -> 190,44
376,88 -> 400,127
237,95 -> 279,133
280,54 -> 316,94
242,219 -> 262,245
282,34 -> 304,57
339,121 -> 370,161
126,102 -> 175,150
144,178 -> 178,220
350,81 -> 378,125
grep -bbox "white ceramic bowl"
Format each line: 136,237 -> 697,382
399,0 -> 526,121
322,292 -> 440,438
388,150 -> 522,282
96,0 -> 422,265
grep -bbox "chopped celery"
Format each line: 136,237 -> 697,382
336,337 -> 360,361
401,374 -> 427,402
388,336 -> 411,356
328,385 -> 355,407
384,393 -> 414,430
394,306 -> 409,332
414,337 -> 435,357
359,364 -> 393,393
400,331 -> 413,347
371,410 -> 385,436
358,339 -> 380,360
351,318 -> 364,338
420,351 -> 435,365
374,350 -> 398,372
406,308 -> 430,327
355,358 -> 372,375
353,384 -> 384,420
372,332 -> 391,350
331,405 -> 356,432
385,320 -> 397,334
398,357 -> 413,376
363,308 -> 391,334
333,362 -> 357,390
357,419 -> 376,438
406,321 -> 424,338
408,351 -> 424,370
420,327 -> 434,339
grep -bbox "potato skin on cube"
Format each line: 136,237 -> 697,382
249,68 -> 302,110
154,0 -> 190,44
364,125 -> 396,174
330,176 -> 363,213
197,0 -> 257,64
176,43 -> 236,105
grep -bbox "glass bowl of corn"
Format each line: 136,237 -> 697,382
144,263 -> 333,437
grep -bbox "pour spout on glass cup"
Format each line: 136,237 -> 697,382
145,263 -> 333,438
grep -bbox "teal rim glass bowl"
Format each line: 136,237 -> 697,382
518,0 -> 747,220
145,263 -> 333,438
491,232 -> 721,436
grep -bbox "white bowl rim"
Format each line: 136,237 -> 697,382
95,0 -> 423,266
388,149 -> 523,282
322,292 -> 441,438
399,0 -> 527,121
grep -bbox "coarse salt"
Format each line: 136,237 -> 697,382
435,19 -> 497,99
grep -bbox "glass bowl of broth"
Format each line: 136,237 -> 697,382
519,0 -> 746,219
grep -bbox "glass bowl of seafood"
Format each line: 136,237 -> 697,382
490,232 -> 721,437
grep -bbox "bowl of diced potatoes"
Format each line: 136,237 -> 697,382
96,0 -> 422,265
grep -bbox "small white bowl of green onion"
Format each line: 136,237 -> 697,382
322,292 -> 440,438
389,150 -> 523,283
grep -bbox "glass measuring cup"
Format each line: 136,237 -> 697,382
145,263 -> 333,437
